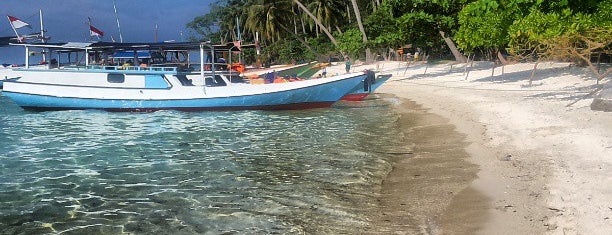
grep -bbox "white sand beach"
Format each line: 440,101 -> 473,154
327,61 -> 612,234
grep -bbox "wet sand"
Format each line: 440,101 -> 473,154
326,61 -> 611,234
367,95 -> 486,234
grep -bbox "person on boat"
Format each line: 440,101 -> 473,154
121,60 -> 132,70
265,71 -> 275,84
345,58 -> 351,73
218,57 -> 227,70
50,59 -> 58,69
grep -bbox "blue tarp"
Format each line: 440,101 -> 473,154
112,51 -> 151,59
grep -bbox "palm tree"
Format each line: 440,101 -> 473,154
244,0 -> 294,42
244,0 -> 319,55
308,0 -> 344,34
350,0 -> 372,61
293,0 -> 338,47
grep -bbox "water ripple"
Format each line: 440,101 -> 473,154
0,94 -> 407,234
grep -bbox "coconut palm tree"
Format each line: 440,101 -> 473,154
244,0 -> 294,42
293,0 -> 338,47
308,0 -> 344,34
350,0 -> 372,61
244,0 -> 319,55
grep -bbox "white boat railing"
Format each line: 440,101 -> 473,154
86,65 -> 178,73
13,65 -> 179,75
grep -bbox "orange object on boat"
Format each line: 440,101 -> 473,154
231,63 -> 245,73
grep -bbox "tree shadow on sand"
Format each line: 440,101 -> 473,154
394,62 -> 605,88
524,83 -> 604,103
471,64 -> 576,84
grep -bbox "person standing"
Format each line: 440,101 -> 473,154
345,58 -> 351,73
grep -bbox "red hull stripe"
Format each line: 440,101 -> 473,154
340,93 -> 369,101
21,102 -> 335,112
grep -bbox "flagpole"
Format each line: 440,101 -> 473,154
88,17 -> 93,42
236,16 -> 241,63
40,9 -> 46,62
39,10 -> 45,43
112,0 -> 123,43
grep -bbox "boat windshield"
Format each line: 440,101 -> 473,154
228,75 -> 248,84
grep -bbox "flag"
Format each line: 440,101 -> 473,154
233,40 -> 241,51
7,15 -> 31,29
89,24 -> 104,37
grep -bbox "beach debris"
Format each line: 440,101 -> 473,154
501,154 -> 513,161
548,207 -> 564,212
544,223 -> 558,230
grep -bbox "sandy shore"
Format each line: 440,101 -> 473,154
328,61 -> 612,234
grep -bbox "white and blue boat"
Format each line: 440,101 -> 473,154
2,42 -> 367,111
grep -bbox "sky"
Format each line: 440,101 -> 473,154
0,0 -> 215,64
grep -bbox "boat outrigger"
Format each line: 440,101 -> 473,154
2,41 -> 368,111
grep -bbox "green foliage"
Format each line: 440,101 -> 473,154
262,39 -> 316,65
365,3 -> 402,48
186,0 -> 247,43
455,0 -> 539,53
594,0 -> 612,27
307,37 -> 336,59
186,0 -> 611,64
396,11 -> 443,49
507,9 -> 563,55
186,2 -> 223,41
243,0 -> 295,43
507,9 -> 597,56
337,28 -> 365,59
507,0 -> 612,61
380,0 -> 470,55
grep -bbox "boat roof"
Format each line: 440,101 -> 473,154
8,41 -> 255,52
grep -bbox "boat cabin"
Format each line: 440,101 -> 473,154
8,41 -> 253,87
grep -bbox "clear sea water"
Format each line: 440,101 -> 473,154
0,92 -> 406,234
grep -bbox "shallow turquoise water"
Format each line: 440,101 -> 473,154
0,92 -> 405,234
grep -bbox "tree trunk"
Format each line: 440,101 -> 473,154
439,31 -> 466,63
347,5 -> 351,24
300,10 -> 306,34
351,0 -> 371,62
497,50 -> 508,65
292,6 -> 298,35
529,60 -> 539,86
294,0 -> 338,47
